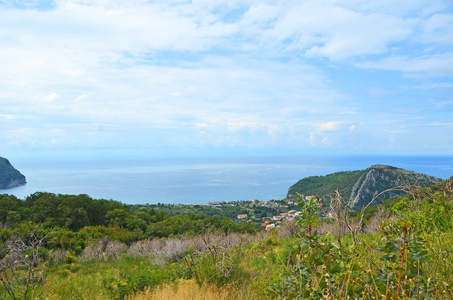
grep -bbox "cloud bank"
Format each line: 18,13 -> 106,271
0,0 -> 452,158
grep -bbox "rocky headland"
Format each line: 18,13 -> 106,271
287,164 -> 443,208
0,157 -> 26,189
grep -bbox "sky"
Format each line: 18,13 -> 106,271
1,0 -> 452,161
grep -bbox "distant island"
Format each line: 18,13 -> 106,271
0,156 -> 26,189
287,164 -> 443,208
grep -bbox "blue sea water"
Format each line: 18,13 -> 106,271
5,155 -> 453,204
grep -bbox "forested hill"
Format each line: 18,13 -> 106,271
0,157 -> 26,189
287,164 -> 443,208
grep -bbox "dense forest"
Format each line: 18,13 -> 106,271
0,192 -> 258,247
1,176 -> 453,299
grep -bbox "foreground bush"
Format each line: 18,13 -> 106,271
273,180 -> 453,299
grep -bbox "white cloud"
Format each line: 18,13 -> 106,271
430,122 -> 453,126
321,137 -> 330,146
44,92 -> 60,102
304,10 -> 414,61
0,0 -> 452,154
356,52 -> 453,77
0,114 -> 15,120
318,121 -> 343,132
308,132 -> 318,147
421,13 -> 453,44
239,1 -> 419,61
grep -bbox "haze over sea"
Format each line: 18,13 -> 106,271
6,155 -> 453,205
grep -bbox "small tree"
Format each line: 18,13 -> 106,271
0,230 -> 46,299
330,187 -> 400,245
296,193 -> 320,236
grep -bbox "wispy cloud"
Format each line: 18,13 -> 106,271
356,52 -> 453,77
0,0 -> 452,157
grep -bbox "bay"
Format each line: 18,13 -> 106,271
5,155 -> 453,204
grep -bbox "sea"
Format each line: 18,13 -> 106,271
4,155 -> 453,205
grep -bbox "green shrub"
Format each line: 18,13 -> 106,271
102,263 -> 187,299
65,254 -> 76,264
185,246 -> 249,288
69,263 -> 81,273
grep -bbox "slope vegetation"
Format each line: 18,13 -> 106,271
287,164 -> 443,208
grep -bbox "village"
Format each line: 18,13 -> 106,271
207,195 -> 323,230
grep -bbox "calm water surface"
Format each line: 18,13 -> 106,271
5,155 -> 453,204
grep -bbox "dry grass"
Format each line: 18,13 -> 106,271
126,279 -> 249,300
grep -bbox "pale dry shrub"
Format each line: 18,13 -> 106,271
128,239 -> 157,259
277,220 -> 300,238
2,251 -> 22,270
0,233 -> 46,299
158,238 -> 190,258
89,232 -> 258,263
220,232 -> 253,249
189,232 -> 253,254
251,230 -> 270,243
125,279 -> 250,300
151,238 -> 192,265
316,219 -> 349,237
220,232 -> 240,248
48,248 -> 68,264
189,235 -> 209,253
105,240 -> 127,259
81,238 -> 109,262
364,208 -> 392,233
128,238 -> 192,263
190,232 -> 223,253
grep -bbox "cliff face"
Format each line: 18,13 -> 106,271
0,176 -> 27,189
0,157 -> 26,189
288,164 -> 443,209
348,165 -> 443,208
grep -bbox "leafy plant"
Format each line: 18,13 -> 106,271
274,193 -> 361,299
375,198 -> 435,299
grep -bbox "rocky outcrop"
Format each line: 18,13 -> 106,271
0,176 -> 27,189
288,164 -> 443,209
348,165 -> 443,208
0,157 -> 26,189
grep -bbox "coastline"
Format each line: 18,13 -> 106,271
5,155 -> 453,205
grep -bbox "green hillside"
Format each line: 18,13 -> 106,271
0,157 -> 26,188
287,165 -> 443,208
287,169 -> 366,200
